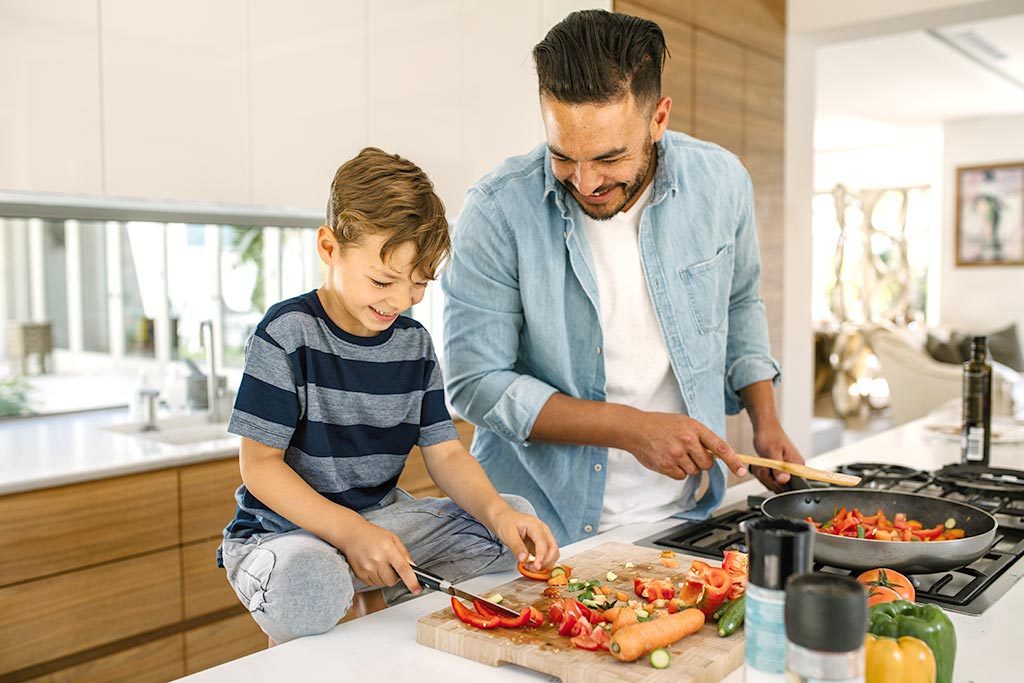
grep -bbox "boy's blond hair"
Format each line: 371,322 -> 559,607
326,147 -> 450,279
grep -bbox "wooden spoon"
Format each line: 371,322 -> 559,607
715,451 -> 861,487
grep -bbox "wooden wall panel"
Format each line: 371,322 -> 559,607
183,538 -> 238,619
695,30 -> 744,156
619,0 -> 694,23
180,457 -> 242,543
0,549 -> 182,674
0,470 -> 179,587
695,0 -> 785,58
184,612 -> 267,675
23,635 -> 185,683
617,1 -> 694,134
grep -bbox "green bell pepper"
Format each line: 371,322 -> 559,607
869,600 -> 956,683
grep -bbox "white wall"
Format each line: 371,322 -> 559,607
939,114 -> 1024,335
0,0 -> 609,216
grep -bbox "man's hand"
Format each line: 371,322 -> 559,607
751,421 -> 804,493
333,519 -> 421,594
487,506 -> 560,573
624,411 -> 748,480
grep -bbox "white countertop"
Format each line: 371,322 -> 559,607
173,418 -> 1024,683
0,409 -> 239,495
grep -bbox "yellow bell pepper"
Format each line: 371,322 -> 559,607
865,634 -> 937,683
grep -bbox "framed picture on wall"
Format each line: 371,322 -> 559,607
955,161 -> 1024,266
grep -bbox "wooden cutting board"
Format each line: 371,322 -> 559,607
417,541 -> 744,682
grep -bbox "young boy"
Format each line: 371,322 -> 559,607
219,147 -> 558,644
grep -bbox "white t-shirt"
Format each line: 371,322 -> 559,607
581,183 -> 698,532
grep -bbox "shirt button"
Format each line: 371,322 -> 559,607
594,463 -> 603,472
584,524 -> 593,533
596,346 -> 602,354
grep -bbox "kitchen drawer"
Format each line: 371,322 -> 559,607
22,634 -> 184,683
183,538 -> 238,619
0,469 -> 179,586
184,612 -> 266,674
180,457 -> 241,543
0,548 -> 183,675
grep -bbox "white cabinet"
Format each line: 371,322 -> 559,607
99,0 -> 250,204
249,0 -> 366,213
0,0 -> 104,195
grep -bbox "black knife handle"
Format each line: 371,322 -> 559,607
411,566 -> 445,592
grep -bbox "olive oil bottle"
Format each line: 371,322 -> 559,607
961,336 -> 992,465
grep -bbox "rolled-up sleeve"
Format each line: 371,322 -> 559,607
724,169 -> 781,415
441,188 -> 558,445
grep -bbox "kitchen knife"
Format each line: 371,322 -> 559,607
411,565 -> 521,618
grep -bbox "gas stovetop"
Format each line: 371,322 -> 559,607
635,462 -> 1024,615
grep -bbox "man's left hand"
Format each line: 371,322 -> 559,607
751,421 -> 805,493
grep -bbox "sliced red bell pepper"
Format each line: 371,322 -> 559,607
473,599 -> 531,628
517,561 -> 550,581
910,524 -> 945,541
677,579 -> 705,607
451,597 -> 500,629
633,576 -> 675,601
527,606 -> 545,627
696,567 -> 732,616
571,632 -> 602,650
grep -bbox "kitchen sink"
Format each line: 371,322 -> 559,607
104,413 -> 233,446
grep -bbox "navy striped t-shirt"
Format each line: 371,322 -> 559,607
222,289 -> 459,541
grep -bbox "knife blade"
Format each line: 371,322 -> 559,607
411,565 -> 521,618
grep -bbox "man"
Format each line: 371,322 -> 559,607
441,10 -> 803,545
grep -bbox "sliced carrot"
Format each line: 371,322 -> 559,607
615,591 -> 630,602
660,558 -> 680,569
599,585 -> 613,595
609,609 -> 705,661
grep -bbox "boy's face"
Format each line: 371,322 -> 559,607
540,92 -> 671,220
316,226 -> 428,337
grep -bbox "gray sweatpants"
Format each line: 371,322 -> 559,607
219,489 -> 533,643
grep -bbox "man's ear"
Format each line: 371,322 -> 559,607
316,225 -> 335,265
650,96 -> 672,141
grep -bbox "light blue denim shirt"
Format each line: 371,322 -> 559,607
441,131 -> 781,545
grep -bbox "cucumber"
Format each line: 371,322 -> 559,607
717,596 -> 746,637
649,648 -> 671,669
567,580 -> 588,592
712,598 -> 734,621
635,608 -> 650,621
550,566 -> 567,578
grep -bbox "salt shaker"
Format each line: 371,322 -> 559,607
785,574 -> 867,682
744,517 -> 814,682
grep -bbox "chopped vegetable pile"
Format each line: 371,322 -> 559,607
807,508 -> 966,542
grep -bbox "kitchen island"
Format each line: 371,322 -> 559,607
174,417 -> 1023,683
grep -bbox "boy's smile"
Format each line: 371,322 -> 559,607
316,228 -> 428,337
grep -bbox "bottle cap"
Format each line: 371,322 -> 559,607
745,517 -> 814,590
785,574 -> 867,652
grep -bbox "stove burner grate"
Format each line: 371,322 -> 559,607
934,465 -> 1024,499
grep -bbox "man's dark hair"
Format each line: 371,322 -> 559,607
532,10 -> 667,108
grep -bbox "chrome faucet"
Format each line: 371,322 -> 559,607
199,320 -> 222,423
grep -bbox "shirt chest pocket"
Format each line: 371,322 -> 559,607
679,244 -> 734,335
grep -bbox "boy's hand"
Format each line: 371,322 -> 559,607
489,507 -> 560,573
335,519 -> 421,594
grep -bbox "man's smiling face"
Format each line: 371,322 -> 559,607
541,92 -> 670,220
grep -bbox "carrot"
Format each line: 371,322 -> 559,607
599,585 -> 613,595
615,591 -> 630,602
603,607 -> 624,621
610,607 -> 639,634
609,608 -> 705,661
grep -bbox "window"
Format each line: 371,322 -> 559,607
0,215 -> 318,418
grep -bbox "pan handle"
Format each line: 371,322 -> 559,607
781,474 -> 811,491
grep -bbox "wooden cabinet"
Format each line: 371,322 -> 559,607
184,613 -> 267,675
22,636 -> 185,683
0,549 -> 182,673
180,458 -> 242,543
183,538 -> 238,620
99,0 -> 251,203
0,1 -> 103,195
0,469 -> 179,586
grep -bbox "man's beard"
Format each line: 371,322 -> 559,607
567,139 -> 655,221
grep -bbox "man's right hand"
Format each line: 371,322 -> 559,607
333,519 -> 422,594
622,411 -> 748,480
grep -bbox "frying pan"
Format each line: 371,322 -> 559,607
760,487 -> 997,573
